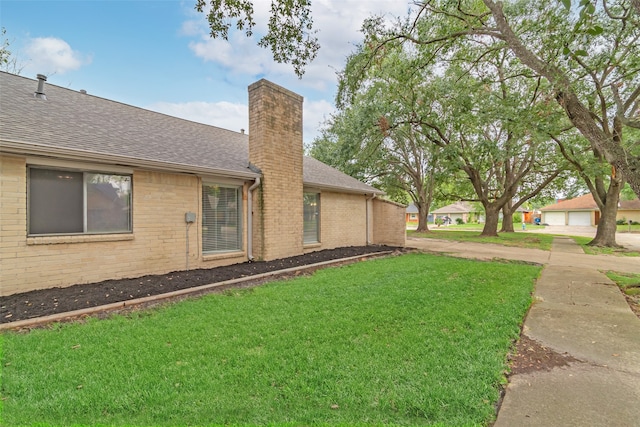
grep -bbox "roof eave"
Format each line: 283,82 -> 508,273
303,180 -> 384,195
0,139 -> 259,180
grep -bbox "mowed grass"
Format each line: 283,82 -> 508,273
606,271 -> 640,296
1,254 -> 540,427
572,236 -> 640,257
617,223 -> 640,233
408,230 -> 554,250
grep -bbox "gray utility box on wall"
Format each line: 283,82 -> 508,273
185,212 -> 196,223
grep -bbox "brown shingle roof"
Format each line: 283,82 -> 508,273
541,194 -> 597,211
432,201 -> 473,214
541,193 -> 640,211
303,156 -> 383,194
620,199 -> 640,210
1,72 -> 255,178
0,72 -> 381,194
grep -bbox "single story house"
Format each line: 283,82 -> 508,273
405,203 -> 433,226
540,193 -> 640,226
432,201 -> 474,224
0,72 -> 406,296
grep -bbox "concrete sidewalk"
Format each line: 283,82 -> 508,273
406,236 -> 640,426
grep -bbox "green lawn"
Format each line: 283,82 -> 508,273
606,271 -> 640,296
442,223 -> 546,232
572,236 -> 640,257
617,223 -> 640,233
1,253 -> 540,427
408,229 -> 554,251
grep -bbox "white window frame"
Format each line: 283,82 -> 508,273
202,182 -> 244,254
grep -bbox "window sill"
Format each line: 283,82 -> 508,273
202,251 -> 246,262
27,233 -> 134,246
303,242 -> 322,249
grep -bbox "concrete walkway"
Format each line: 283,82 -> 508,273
406,236 -> 640,426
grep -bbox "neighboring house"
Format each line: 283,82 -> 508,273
405,203 -> 433,227
406,203 -> 419,225
432,201 -> 474,224
0,73 -> 406,296
540,193 -> 640,226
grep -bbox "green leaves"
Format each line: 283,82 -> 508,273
586,25 -> 603,35
196,0 -> 318,77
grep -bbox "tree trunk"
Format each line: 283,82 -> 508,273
500,200 -> 515,232
589,183 -> 622,247
501,211 -> 514,232
416,202 -> 430,232
481,205 -> 500,237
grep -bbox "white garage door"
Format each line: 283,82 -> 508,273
568,211 -> 591,226
544,211 -> 565,225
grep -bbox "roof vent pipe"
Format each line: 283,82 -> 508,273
34,74 -> 47,100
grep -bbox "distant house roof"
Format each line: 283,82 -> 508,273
406,203 -> 419,214
541,193 -> 640,211
621,198 -> 640,210
0,72 -> 382,195
541,194 -> 596,211
432,201 -> 473,215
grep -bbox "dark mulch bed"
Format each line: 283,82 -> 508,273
1,245 -> 404,324
1,244 -> 585,380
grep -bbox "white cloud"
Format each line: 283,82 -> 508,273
185,1 -> 411,90
146,100 -> 249,134
304,99 -> 334,141
24,37 -> 90,75
177,1 -> 412,142
188,33 -> 274,76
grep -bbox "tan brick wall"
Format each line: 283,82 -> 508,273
617,209 -> 640,223
303,191 -> 367,253
0,155 -> 247,296
372,198 -> 406,247
248,79 -> 304,260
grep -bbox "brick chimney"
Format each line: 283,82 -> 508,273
248,79 -> 304,260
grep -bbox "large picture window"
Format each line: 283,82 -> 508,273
28,168 -> 132,235
303,192 -> 320,244
202,183 -> 243,253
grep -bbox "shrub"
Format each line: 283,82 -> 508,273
456,218 -> 464,225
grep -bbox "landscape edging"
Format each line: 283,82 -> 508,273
0,251 -> 393,331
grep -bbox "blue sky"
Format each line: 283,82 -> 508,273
2,0 -> 411,142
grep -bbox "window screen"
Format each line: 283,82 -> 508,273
202,184 -> 242,253
303,192 -> 320,244
28,168 -> 132,235
86,173 -> 132,233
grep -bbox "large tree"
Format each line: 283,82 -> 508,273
383,0 -> 640,197
552,130 -> 624,246
310,50 -> 445,232
195,0 -> 318,77
336,24 -> 566,236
